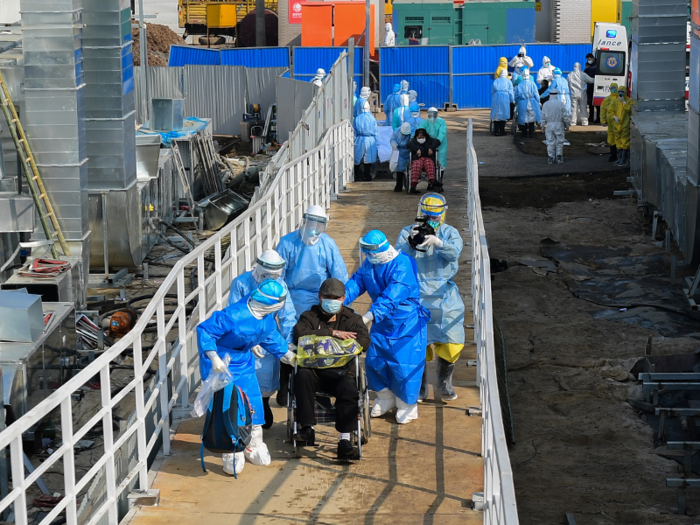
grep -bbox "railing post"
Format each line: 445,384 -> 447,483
177,274 -> 190,409
157,299 -> 171,455
99,367 -> 119,524
60,398 -> 78,525
10,437 -> 27,525
132,336 -> 150,487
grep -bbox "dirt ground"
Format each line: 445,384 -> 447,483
459,111 -> 700,524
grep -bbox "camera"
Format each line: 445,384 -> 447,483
408,217 -> 436,252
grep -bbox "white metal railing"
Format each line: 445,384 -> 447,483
0,116 -> 353,525
466,119 -> 520,524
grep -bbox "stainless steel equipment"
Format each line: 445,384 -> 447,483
1,256 -> 82,304
136,134 -> 162,180
0,193 -> 34,233
152,98 -> 184,131
198,190 -> 249,231
0,302 -> 76,421
0,290 -> 43,343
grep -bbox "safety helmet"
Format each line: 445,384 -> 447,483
393,83 -> 401,94
553,68 -> 562,77
400,122 -> 412,135
419,193 -> 447,227
251,279 -> 287,305
256,249 -> 286,270
360,86 -> 371,99
360,230 -> 390,253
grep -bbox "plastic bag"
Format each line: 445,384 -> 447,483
193,354 -> 233,417
389,148 -> 400,172
296,335 -> 362,369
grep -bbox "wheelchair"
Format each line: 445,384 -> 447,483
405,152 -> 443,194
286,355 -> 371,460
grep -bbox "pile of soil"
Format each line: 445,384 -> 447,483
517,130 -> 610,158
132,24 -> 186,66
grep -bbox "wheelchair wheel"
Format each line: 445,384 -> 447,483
286,373 -> 302,458
360,367 -> 371,443
405,161 -> 412,194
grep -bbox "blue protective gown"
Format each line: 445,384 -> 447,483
276,231 -> 349,319
514,79 -> 542,125
197,301 -> 287,426
344,252 -> 430,405
418,117 -> 448,168
390,128 -> 411,172
404,114 -> 423,136
353,112 -> 378,165
395,224 -> 465,346
491,76 -> 515,121
542,76 -> 571,113
353,96 -> 369,118
392,106 -> 410,131
384,93 -> 401,126
227,272 -> 296,393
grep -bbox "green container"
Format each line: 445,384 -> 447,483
460,1 -> 535,45
393,0 -> 457,45
621,0 -> 632,36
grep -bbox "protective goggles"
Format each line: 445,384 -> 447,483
359,238 -> 389,253
256,257 -> 286,271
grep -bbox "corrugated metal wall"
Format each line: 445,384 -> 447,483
168,45 -> 221,66
183,65 -> 247,135
292,46 -> 363,84
246,67 -> 288,116
379,43 -> 592,109
134,66 -> 184,124
221,47 -> 291,68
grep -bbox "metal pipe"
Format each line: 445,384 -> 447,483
102,192 -> 109,279
256,0 -> 266,46
348,38 -> 355,122
138,0 -> 150,123
364,0 -> 370,87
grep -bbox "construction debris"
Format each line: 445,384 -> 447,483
132,24 -> 186,66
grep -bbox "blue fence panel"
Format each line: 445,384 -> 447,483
220,47 -> 290,68
451,43 -> 593,108
168,45 -> 221,66
379,46 -> 450,108
293,47 -> 362,83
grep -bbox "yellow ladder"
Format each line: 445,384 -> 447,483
0,70 -> 70,259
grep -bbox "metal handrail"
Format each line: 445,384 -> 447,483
0,116 -> 353,525
466,118 -> 520,524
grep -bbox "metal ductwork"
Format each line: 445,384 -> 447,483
81,0 -> 142,269
631,0 -> 687,113
21,0 -> 90,296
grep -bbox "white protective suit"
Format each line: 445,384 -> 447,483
567,62 -> 595,126
536,56 -> 555,85
312,68 -> 325,88
384,23 -> 396,46
541,90 -> 571,162
508,46 -> 534,77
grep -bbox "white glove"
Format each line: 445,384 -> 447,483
362,312 -> 374,325
206,351 -> 227,373
288,343 -> 297,353
418,235 -> 444,249
280,350 -> 296,365
613,116 -> 619,124
410,225 -> 420,236
251,345 -> 265,359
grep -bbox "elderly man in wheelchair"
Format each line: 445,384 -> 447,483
289,278 -> 371,460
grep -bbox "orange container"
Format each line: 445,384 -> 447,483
334,2 -> 375,49
301,4 -> 333,46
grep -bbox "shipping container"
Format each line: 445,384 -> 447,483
591,0 -> 620,38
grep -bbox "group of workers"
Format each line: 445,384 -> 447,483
197,194 -> 466,475
490,47 -> 633,166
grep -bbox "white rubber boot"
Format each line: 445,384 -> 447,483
222,451 -> 245,476
371,389 -> 396,417
395,397 -> 418,424
244,425 -> 271,466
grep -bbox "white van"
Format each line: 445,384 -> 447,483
591,22 -> 628,107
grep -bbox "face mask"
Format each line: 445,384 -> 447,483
417,138 -> 426,144
427,219 -> 441,230
587,59 -> 593,64
428,114 -> 437,122
321,299 -> 342,314
610,88 -> 617,94
618,92 -> 625,98
248,298 -> 284,319
411,112 -> 419,118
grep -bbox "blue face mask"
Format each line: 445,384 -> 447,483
427,219 -> 441,230
321,299 -> 342,314
610,88 -> 617,94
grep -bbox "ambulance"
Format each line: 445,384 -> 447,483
591,22 -> 628,106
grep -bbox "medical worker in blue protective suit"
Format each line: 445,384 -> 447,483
418,107 -> 448,172
383,84 -> 402,126
391,122 -> 412,192
396,194 -> 464,403
227,249 -> 296,429
404,103 -> 423,134
353,100 -> 378,182
491,69 -> 515,136
514,68 -> 541,139
197,280 -> 297,476
354,86 -> 371,118
542,68 -> 571,114
344,230 -> 430,424
392,93 -> 411,131
275,205 -> 349,404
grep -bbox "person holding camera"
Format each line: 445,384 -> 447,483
395,193 -> 465,403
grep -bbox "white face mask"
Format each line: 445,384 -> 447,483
411,112 -> 419,118
366,246 -> 398,265
248,298 -> 284,319
587,59 -> 594,64
417,138 -> 426,144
